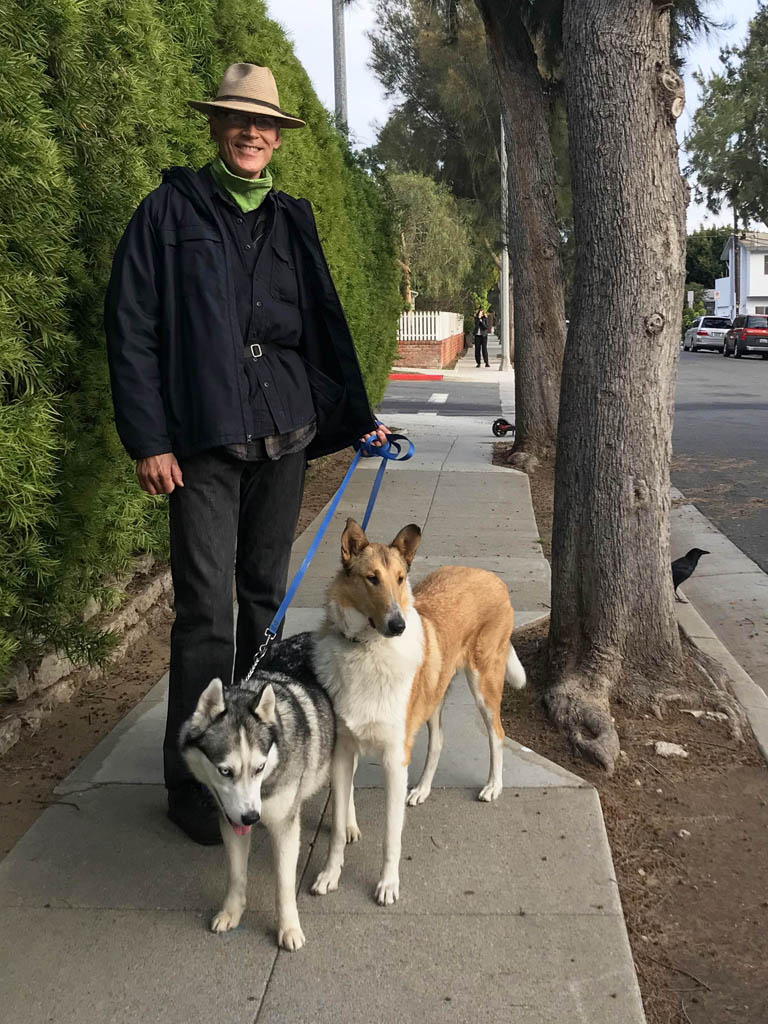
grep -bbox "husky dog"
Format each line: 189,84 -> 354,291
311,519 -> 526,906
180,634 -> 334,950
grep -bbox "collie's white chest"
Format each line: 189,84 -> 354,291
313,613 -> 423,754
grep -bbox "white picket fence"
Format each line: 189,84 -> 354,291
397,310 -> 464,342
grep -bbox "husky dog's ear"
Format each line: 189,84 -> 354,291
391,524 -> 421,568
185,678 -> 226,739
341,518 -> 368,565
252,684 -> 276,724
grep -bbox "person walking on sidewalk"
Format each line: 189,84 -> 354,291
474,308 -> 490,367
105,63 -> 388,845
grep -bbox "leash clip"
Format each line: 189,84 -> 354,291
243,627 -> 276,683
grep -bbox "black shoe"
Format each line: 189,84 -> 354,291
167,781 -> 222,845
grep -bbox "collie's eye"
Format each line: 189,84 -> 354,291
367,574 -> 379,585
398,575 -> 404,585
218,766 -> 233,778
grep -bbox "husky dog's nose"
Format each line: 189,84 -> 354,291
386,614 -> 406,637
241,810 -> 260,826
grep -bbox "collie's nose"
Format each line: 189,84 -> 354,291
241,810 -> 260,826
386,614 -> 406,637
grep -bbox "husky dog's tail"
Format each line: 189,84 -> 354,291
505,641 -> 527,690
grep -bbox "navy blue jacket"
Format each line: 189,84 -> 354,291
105,166 -> 376,460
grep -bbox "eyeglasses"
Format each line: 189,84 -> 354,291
216,111 -> 278,132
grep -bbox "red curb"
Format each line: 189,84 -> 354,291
389,372 -> 444,381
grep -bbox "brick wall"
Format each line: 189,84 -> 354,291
393,332 -> 465,369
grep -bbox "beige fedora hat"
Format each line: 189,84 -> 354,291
188,63 -> 306,128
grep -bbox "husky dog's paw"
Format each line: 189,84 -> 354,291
210,907 -> 243,933
477,781 -> 502,802
310,866 -> 341,895
406,784 -> 431,806
346,823 -> 362,843
278,924 -> 306,951
375,875 -> 400,906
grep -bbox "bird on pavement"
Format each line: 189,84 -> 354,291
671,548 -> 709,603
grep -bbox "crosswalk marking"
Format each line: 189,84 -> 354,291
428,392 -> 449,404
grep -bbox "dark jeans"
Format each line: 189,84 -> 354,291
474,335 -> 489,366
162,447 -> 306,789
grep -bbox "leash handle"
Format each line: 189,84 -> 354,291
358,433 -> 414,530
242,432 -> 413,682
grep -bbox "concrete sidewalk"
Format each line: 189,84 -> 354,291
0,378 -> 646,1022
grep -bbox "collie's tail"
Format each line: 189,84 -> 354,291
505,642 -> 527,690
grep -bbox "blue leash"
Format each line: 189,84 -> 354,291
243,432 -> 414,681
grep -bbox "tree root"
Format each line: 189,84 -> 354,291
539,626 -> 747,774
508,450 -> 540,474
543,680 -> 621,774
646,630 -> 747,744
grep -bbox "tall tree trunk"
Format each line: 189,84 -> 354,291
474,0 -> 565,461
546,1 -> 691,771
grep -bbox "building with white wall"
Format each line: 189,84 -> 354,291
714,231 -> 768,319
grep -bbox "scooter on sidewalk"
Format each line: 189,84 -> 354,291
491,418 -> 515,438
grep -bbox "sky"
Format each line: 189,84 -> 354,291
266,0 -> 761,231
266,0 -> 390,150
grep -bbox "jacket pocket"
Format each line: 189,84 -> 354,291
304,361 -> 345,433
271,244 -> 299,306
159,226 -> 222,245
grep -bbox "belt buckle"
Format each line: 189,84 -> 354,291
249,343 -> 262,359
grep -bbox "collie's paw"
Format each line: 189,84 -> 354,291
406,785 -> 431,806
278,924 -> 306,951
346,824 -> 362,843
477,781 -> 502,802
310,866 -> 341,895
210,907 -> 243,933
375,876 -> 400,906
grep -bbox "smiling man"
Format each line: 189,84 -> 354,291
105,64 -> 387,844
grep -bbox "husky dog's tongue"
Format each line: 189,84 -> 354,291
232,823 -> 251,836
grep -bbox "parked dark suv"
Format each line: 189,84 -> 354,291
723,315 -> 768,359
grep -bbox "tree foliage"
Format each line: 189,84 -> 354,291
685,225 -> 731,287
366,0 -> 500,313
686,4 -> 768,225
389,172 -> 474,309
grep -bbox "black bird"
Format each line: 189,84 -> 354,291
671,548 -> 709,602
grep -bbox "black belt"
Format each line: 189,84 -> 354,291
247,343 -> 262,359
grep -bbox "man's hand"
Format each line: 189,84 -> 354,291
361,423 -> 391,448
136,453 -> 184,495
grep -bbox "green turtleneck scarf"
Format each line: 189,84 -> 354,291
209,156 -> 273,213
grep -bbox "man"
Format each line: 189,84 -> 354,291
105,64 -> 387,844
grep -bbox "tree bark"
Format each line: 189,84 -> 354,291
474,0 -> 566,460
546,0 -> 689,771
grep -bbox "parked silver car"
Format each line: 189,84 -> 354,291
682,316 -> 732,352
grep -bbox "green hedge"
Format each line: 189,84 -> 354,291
0,0 -> 401,678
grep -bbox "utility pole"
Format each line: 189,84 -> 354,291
499,115 -> 511,371
332,0 -> 348,131
732,203 -> 740,319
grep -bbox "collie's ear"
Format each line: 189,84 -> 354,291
391,524 -> 421,567
341,518 -> 368,564
252,684 -> 276,724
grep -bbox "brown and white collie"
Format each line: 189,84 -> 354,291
310,518 -> 526,906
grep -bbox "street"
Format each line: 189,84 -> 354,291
673,349 -> 768,573
379,379 -> 502,421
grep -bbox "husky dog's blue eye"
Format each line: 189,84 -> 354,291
218,766 -> 233,777
254,763 -> 266,775
367,574 -> 379,585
